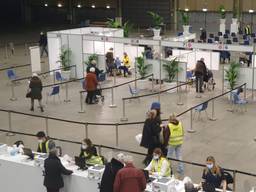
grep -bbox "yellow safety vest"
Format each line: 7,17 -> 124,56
151,157 -> 171,177
123,56 -> 130,68
86,155 -> 103,165
168,122 -> 184,146
39,140 -> 49,153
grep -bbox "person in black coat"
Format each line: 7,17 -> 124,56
39,32 -> 48,57
140,109 -> 161,165
86,60 -> 102,78
79,138 -> 98,158
100,154 -> 125,192
44,147 -> 73,192
28,73 -> 44,112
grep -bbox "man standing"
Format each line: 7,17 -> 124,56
106,48 -> 115,76
39,32 -> 48,57
114,155 -> 146,192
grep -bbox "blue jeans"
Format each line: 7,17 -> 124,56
167,144 -> 184,175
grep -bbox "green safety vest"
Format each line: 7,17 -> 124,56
86,155 -> 103,165
151,157 -> 171,177
39,140 -> 49,153
168,122 -> 184,146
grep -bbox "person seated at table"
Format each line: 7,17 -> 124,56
120,52 -> 131,77
114,56 -> 122,75
44,142 -> 73,192
233,87 -> 247,104
201,156 -> 227,192
36,131 -> 55,153
145,148 -> 171,177
79,138 -> 98,158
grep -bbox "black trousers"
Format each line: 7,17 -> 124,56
86,90 -> 95,104
196,76 -> 203,93
46,188 -> 59,192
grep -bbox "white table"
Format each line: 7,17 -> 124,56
0,154 -> 99,192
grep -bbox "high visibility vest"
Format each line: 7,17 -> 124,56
151,157 -> 171,177
39,140 -> 49,153
168,122 -> 184,146
123,56 -> 130,68
86,155 -> 103,165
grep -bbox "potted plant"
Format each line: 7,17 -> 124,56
106,18 -> 133,37
181,11 -> 190,34
147,11 -> 164,39
219,5 -> 226,24
106,18 -> 121,28
232,7 -> 238,23
57,46 -> 72,80
136,54 -> 152,89
123,21 -> 134,37
163,58 -> 182,83
225,61 -> 240,90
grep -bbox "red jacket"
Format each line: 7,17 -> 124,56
85,72 -> 97,91
114,163 -> 146,192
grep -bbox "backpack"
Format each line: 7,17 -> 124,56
223,171 -> 234,184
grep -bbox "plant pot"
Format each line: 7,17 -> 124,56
61,70 -> 71,80
220,19 -> 226,24
183,25 -> 190,35
153,28 -> 161,39
232,18 -> 238,24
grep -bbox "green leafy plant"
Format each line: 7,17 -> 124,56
181,11 -> 189,25
57,47 -> 72,71
123,21 -> 134,37
163,58 -> 182,82
233,7 -> 238,19
225,62 -> 240,89
136,55 -> 151,78
84,54 -> 98,66
106,18 -> 121,28
147,11 -> 164,29
218,5 -> 226,19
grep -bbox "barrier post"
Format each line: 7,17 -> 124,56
45,117 -> 49,136
244,83 -> 247,100
98,145 -> 102,156
195,79 -> 202,98
10,82 -> 17,101
79,92 -> 85,113
24,43 -> 28,55
187,110 -> 196,133
233,170 -> 236,192
120,99 -> 128,121
6,111 -> 15,136
109,70 -> 117,108
151,74 -> 154,92
222,64 -> 224,94
177,83 -> 184,106
84,123 -> 88,138
115,124 -> 119,147
209,99 -> 217,121
64,83 -> 71,102
5,43 -> 8,59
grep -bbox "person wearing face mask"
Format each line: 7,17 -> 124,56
36,131 -> 54,153
201,156 -> 227,192
145,148 -> 171,177
79,138 -> 97,158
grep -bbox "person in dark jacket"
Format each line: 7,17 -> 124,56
85,67 -> 98,104
39,32 -> 48,57
100,153 -> 125,192
29,73 -> 44,112
44,144 -> 73,192
79,138 -> 98,158
106,48 -> 115,76
140,109 -> 161,165
194,59 -> 207,93
86,60 -> 101,78
200,28 -> 207,43
36,131 -> 54,154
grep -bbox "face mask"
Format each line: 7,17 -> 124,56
81,144 -> 86,150
153,155 -> 159,160
206,164 -> 213,169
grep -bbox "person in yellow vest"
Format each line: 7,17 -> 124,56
121,52 -> 131,77
145,148 -> 171,177
166,114 -> 184,175
36,131 -> 54,153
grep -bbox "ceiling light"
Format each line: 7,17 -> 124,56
184,8 -> 189,12
106,5 -> 110,9
77,4 -> 82,8
44,3 -> 48,7
249,9 -> 254,13
57,3 -> 62,7
202,8 -> 208,12
91,4 -> 95,8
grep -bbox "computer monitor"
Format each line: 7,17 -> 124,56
23,148 -> 34,159
226,40 -> 232,44
214,36 -> 220,41
233,37 -> 238,42
218,32 -> 222,36
209,33 -> 214,38
75,156 -> 87,170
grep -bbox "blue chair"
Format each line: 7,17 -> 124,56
177,32 -> 183,36
243,35 -> 248,40
194,102 -> 209,120
230,91 -> 247,112
226,39 -> 232,44
6,69 -> 17,81
223,34 -> 229,39
244,40 -> 250,45
98,72 -> 106,82
46,86 -> 61,104
231,32 -> 236,37
233,37 -> 238,43
214,36 -> 220,42
55,71 -> 66,82
128,84 -> 140,99
207,39 -> 213,43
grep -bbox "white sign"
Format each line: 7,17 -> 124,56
29,46 -> 41,73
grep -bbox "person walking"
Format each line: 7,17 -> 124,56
43,143 -> 73,192
194,59 -> 207,93
140,110 -> 161,166
114,155 -> 146,192
85,67 -> 98,104
28,73 -> 44,112
100,153 -> 125,192
39,32 -> 48,57
121,52 -> 131,77
106,48 -> 115,76
86,60 -> 101,78
166,114 -> 185,176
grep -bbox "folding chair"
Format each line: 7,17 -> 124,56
194,102 -> 209,120
6,69 -> 17,81
46,86 -> 61,104
55,71 -> 66,82
230,91 -> 247,113
128,84 -> 140,102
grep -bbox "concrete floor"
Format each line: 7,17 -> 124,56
0,29 -> 256,191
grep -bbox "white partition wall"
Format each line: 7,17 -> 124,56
29,46 -> 41,73
47,33 -> 61,72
